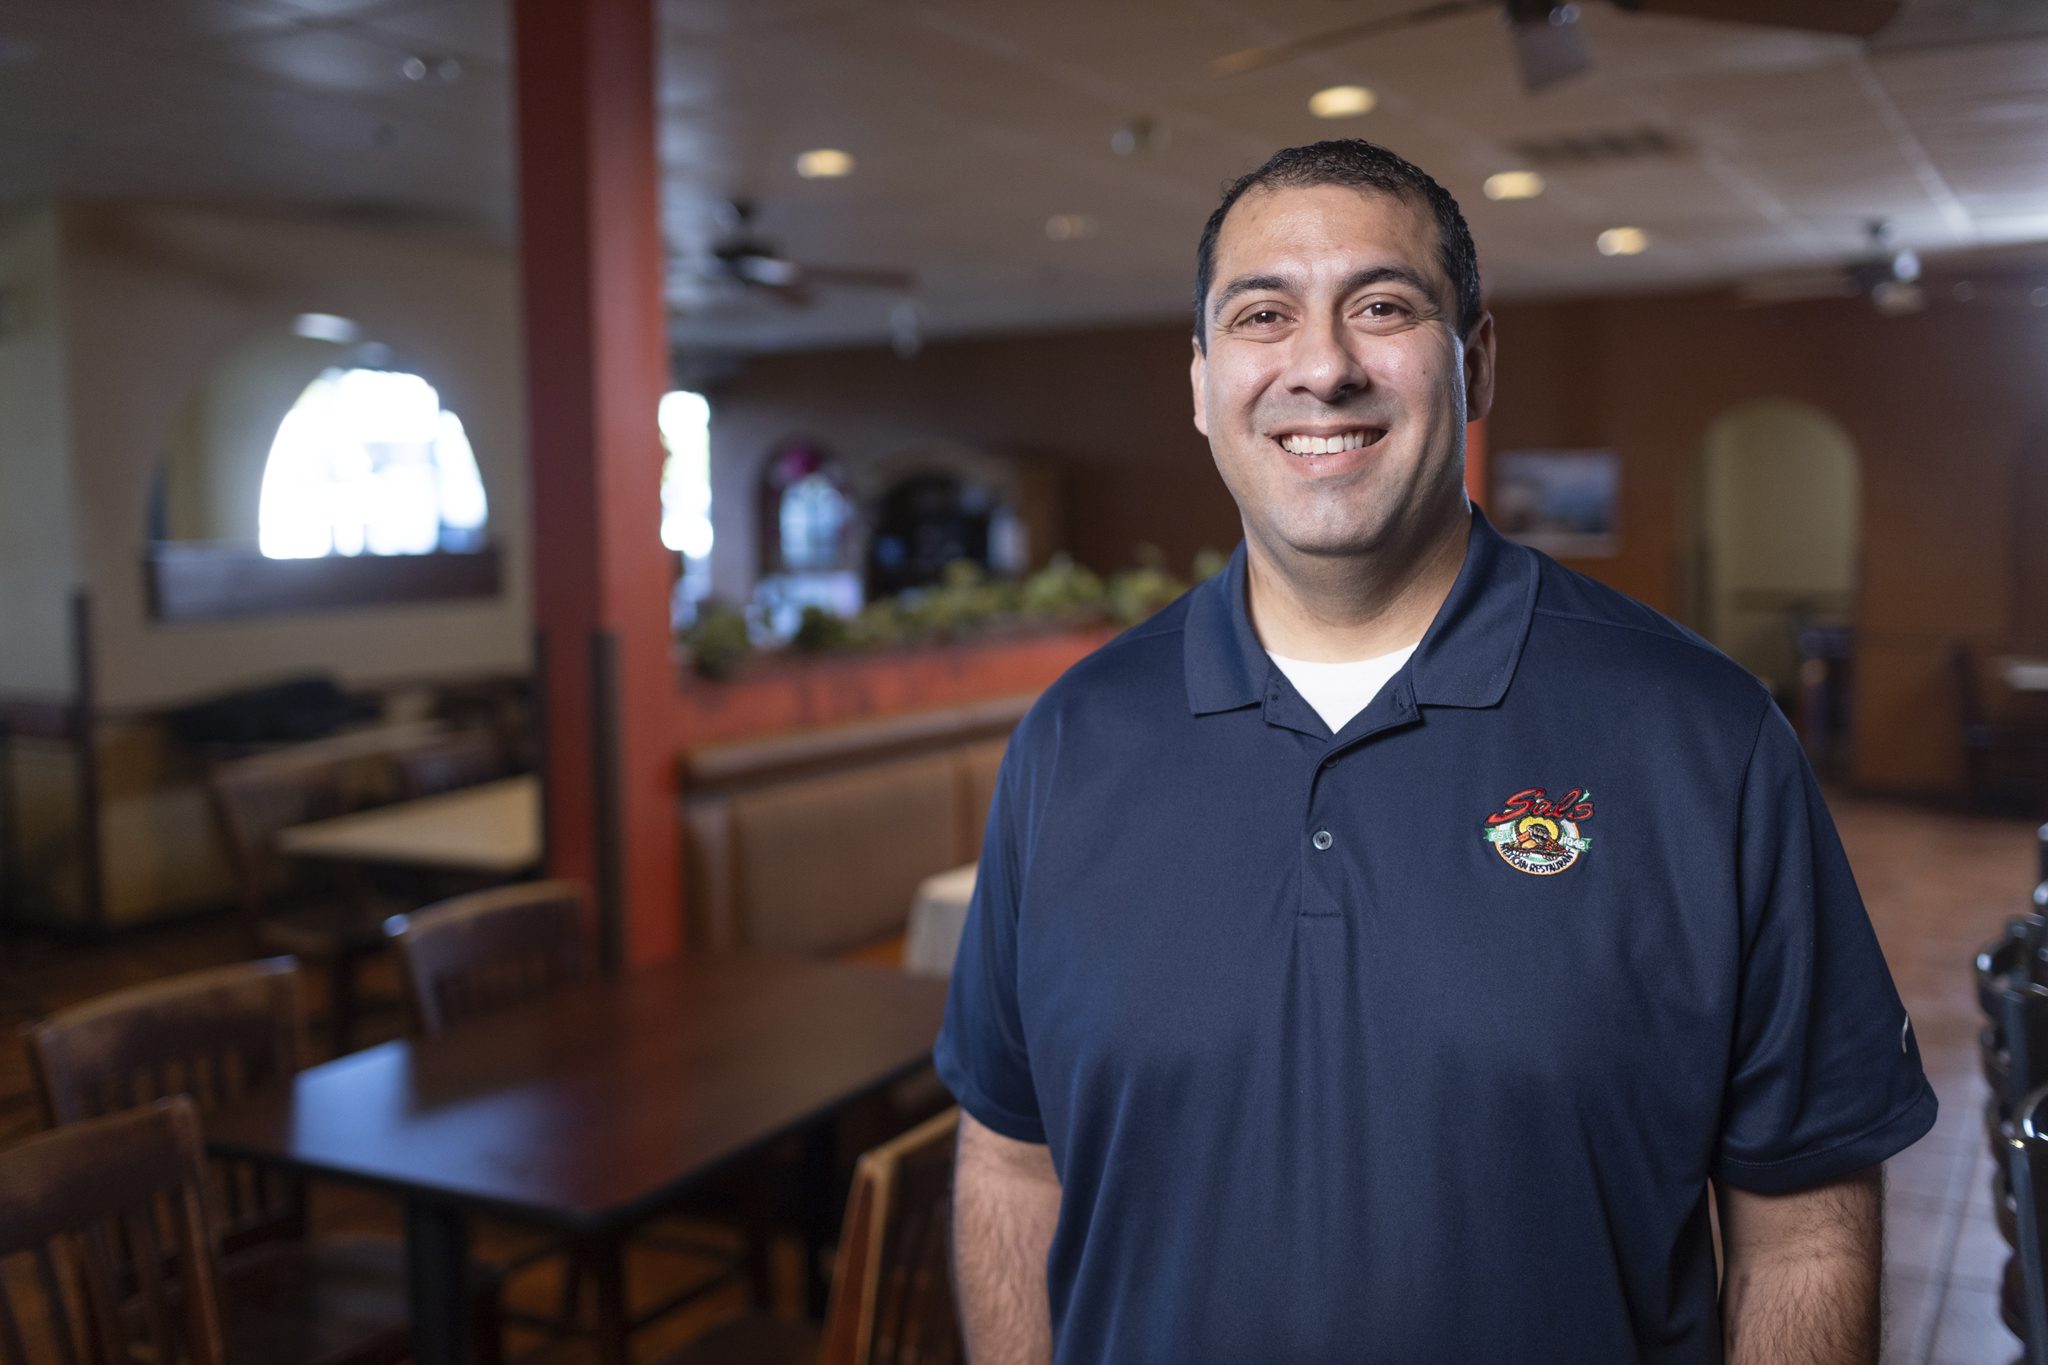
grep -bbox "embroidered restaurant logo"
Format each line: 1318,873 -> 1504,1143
1483,787 -> 1594,876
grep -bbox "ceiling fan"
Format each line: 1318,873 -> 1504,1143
1735,221 -> 1929,313
702,201 -> 916,307
1213,0 -> 1905,93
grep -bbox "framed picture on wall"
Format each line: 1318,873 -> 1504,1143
1492,449 -> 1620,558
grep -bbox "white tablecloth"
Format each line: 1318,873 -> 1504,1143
905,862 -> 978,978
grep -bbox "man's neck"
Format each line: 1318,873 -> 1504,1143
1243,506 -> 1471,663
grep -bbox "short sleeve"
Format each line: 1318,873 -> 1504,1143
934,733 -> 1048,1145
1715,705 -> 1937,1192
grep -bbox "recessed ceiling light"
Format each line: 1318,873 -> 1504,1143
1596,227 -> 1648,256
293,313 -> 359,344
795,149 -> 855,179
1046,215 -> 1098,241
1309,86 -> 1376,119
1483,171 -> 1545,201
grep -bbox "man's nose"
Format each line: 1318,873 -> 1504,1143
1280,313 -> 1368,403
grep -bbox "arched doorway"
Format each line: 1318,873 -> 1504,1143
1696,399 -> 1861,767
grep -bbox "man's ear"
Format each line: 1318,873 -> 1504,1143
1190,334 -> 1210,437
1463,312 -> 1496,424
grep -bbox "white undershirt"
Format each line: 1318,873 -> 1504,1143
1266,644 -> 1418,735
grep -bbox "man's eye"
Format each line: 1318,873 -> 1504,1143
1362,301 -> 1407,318
1245,309 -> 1284,326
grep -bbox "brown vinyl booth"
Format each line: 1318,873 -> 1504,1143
679,694 -> 1034,959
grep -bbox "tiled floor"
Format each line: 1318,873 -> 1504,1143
0,789 -> 2038,1361
1839,796 -> 2034,1365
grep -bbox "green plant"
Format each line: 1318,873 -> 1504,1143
682,602 -> 752,680
792,604 -> 853,654
1108,565 -> 1188,625
1020,553 -> 1106,617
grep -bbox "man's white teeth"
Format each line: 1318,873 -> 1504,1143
1279,431 -> 1376,455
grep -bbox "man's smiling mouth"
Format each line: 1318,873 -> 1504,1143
1275,429 -> 1385,455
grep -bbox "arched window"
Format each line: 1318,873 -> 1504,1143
780,471 -> 851,571
257,367 -> 488,559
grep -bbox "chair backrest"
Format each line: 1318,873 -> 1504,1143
1981,919 -> 2046,1018
0,1096 -> 227,1365
206,726 -> 448,919
21,960 -> 305,1252
207,757 -> 351,921
1953,642 -> 1988,734
2010,1085 -> 2048,1362
384,880 -> 588,1036
397,730 -> 506,799
1990,975 -> 2048,1115
819,1107 -> 963,1365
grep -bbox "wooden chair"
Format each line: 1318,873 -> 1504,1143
1953,644 -> 2048,813
383,880 -> 586,1036
396,730 -> 506,801
663,1107 -> 965,1365
207,753 -> 400,1054
0,1096 -> 225,1365
19,959 -> 432,1365
2005,1083 -> 2048,1361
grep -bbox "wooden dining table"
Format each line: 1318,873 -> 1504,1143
204,952 -> 950,1365
274,772 -> 542,875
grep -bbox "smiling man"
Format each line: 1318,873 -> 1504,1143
935,141 -> 1933,1365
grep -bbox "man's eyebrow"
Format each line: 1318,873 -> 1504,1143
1209,264 -> 1444,327
1339,264 -> 1442,311
1210,273 -> 1293,320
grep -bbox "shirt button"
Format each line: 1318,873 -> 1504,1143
1312,830 -> 1334,851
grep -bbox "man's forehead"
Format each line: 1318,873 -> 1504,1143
1215,182 -> 1437,272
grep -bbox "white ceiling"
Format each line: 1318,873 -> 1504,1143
5,0 -> 2048,353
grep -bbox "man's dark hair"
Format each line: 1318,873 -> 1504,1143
1193,139 -> 1482,350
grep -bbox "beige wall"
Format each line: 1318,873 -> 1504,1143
56,203 -> 532,712
1698,399 -> 1861,691
0,207 -> 80,697
1,203 -> 535,925
161,328 -> 354,543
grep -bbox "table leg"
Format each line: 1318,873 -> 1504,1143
802,1122 -> 837,1319
404,1197 -> 473,1365
587,1235 -> 629,1365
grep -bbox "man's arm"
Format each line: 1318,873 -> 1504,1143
1719,1166 -> 1883,1365
952,1111 -> 1062,1365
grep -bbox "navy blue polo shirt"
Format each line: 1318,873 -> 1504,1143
935,510 -> 1935,1365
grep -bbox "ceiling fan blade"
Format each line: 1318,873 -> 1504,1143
804,266 -> 919,292
1510,9 -> 1593,91
1614,0 -> 1902,37
1212,0 -> 1495,75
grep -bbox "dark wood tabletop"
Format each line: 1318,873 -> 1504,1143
204,952 -> 951,1232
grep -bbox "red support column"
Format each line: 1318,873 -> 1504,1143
514,0 -> 681,968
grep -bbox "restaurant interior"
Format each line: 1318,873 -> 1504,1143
4,0 -> 2048,1361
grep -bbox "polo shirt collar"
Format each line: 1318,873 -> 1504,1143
1183,506 -> 1538,716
